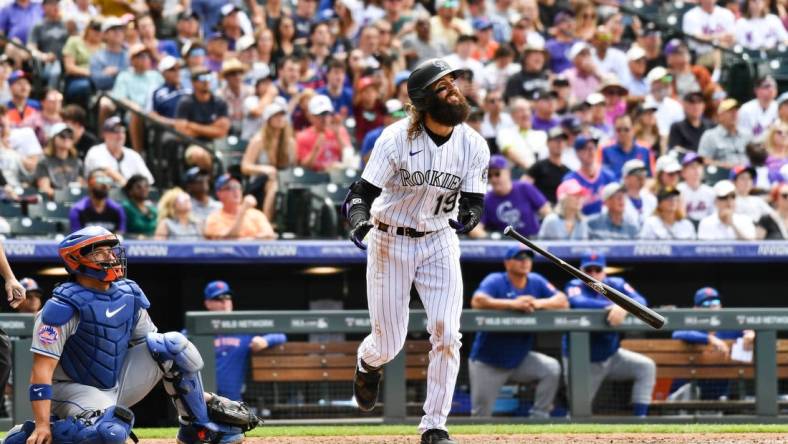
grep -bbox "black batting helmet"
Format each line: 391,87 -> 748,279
407,58 -> 467,110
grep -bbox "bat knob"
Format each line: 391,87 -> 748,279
503,226 -> 512,235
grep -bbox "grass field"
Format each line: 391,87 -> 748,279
129,423 -> 788,438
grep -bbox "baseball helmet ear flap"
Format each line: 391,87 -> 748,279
407,58 -> 467,110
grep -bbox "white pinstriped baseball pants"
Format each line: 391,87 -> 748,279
358,226 -> 463,433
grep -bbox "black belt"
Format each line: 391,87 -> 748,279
376,221 -> 433,238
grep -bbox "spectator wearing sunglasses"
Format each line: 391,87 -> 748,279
698,180 -> 757,240
34,122 -> 83,198
563,252 -> 656,417
669,287 -> 754,401
644,67 -> 684,138
601,114 -> 653,181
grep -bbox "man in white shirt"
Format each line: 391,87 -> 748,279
496,98 -> 547,169
738,75 -> 778,139
682,0 -> 736,58
677,152 -> 715,225
644,67 -> 684,137
591,25 -> 628,82
621,159 -> 656,225
444,34 -> 485,88
731,165 -> 777,223
84,116 -> 154,186
479,89 -> 514,142
698,180 -> 756,240
622,45 -> 649,98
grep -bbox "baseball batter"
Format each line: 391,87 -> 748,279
343,58 -> 489,444
4,227 -> 259,444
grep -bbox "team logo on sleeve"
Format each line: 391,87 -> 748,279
37,325 -> 59,345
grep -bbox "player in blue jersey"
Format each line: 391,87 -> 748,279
203,280 -> 287,401
468,246 -> 566,418
670,287 -> 754,401
4,227 -> 260,444
563,251 -> 656,417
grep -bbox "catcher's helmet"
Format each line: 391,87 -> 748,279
59,226 -> 126,282
407,58 -> 467,110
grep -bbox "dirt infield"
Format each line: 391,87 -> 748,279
142,434 -> 788,443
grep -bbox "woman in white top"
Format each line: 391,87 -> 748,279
640,188 -> 696,240
732,165 -> 777,226
154,187 -> 203,240
736,0 -> 788,50
538,179 -> 589,240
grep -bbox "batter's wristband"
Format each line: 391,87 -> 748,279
29,384 -> 52,401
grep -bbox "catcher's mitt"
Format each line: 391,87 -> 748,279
206,393 -> 263,432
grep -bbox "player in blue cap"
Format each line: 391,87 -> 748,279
204,280 -> 287,402
468,246 -> 566,418
669,287 -> 755,401
563,251 -> 656,417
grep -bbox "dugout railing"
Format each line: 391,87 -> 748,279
186,309 -> 788,423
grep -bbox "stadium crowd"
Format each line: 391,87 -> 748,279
0,0 -> 785,240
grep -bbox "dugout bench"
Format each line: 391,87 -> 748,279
187,309 -> 788,423
622,339 -> 788,413
250,341 -> 430,416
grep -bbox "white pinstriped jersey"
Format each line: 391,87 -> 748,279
361,118 -> 490,232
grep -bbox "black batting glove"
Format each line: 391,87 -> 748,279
449,208 -> 480,234
349,219 -> 374,250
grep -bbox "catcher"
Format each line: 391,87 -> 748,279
4,226 -> 260,444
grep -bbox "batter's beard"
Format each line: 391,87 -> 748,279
424,91 -> 470,126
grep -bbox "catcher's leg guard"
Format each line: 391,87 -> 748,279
3,406 -> 134,444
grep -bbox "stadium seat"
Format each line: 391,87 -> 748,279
278,167 -> 330,190
329,168 -> 361,187
704,166 -> 731,186
308,183 -> 350,237
9,218 -> 59,238
27,201 -> 71,220
53,187 -> 87,204
0,203 -> 23,218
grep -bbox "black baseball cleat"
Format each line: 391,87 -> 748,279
421,429 -> 457,444
353,361 -> 382,412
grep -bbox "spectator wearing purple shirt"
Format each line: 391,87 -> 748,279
601,114 -> 655,181
545,11 -> 577,74
69,168 -> 126,233
0,0 -> 42,44
531,89 -> 560,132
470,155 -> 552,238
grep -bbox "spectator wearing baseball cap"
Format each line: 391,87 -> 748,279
639,187 -> 696,240
84,116 -> 154,186
698,98 -> 751,169
34,122 -> 83,199
218,58 -> 253,136
530,89 -> 560,132
584,92 -> 613,139
664,38 -> 717,101
562,135 -> 617,216
738,75 -> 778,138
590,25 -> 629,85
564,251 -> 656,417
563,41 -> 600,104
360,99 -> 407,166
644,66 -> 684,137
203,279 -> 287,401
174,67 -> 231,142
445,34 -> 485,89
668,91 -> 713,153
148,56 -> 189,124
471,154 -> 551,238
528,127 -> 570,205
601,114 -> 654,181
677,153 -> 715,225
204,174 -> 276,240
90,18 -> 129,92
183,167 -> 221,225
587,182 -> 640,240
16,277 -> 43,313
622,45 -> 649,97
545,11 -> 577,74
470,17 -> 498,63
6,70 -> 42,133
480,46 -> 518,94
654,155 -> 682,191
69,168 -> 126,233
468,245 -> 566,418
430,0 -> 472,50
621,159 -> 657,225
503,41 -> 550,103
730,164 -> 777,225
698,180 -> 757,240
537,179 -> 589,240
295,95 -> 353,172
